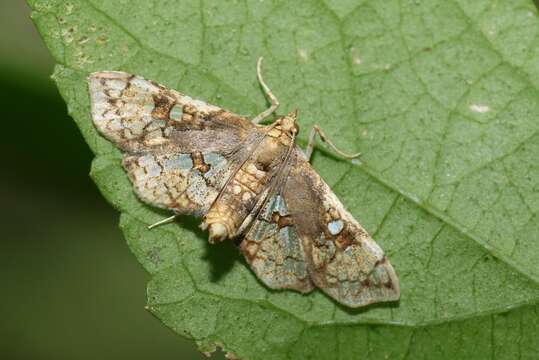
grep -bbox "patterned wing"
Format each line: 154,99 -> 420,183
241,190 -> 314,293
281,150 -> 400,307
88,71 -> 260,215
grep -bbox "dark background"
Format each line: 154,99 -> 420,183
0,2 -> 214,359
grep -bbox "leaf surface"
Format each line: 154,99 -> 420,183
29,0 -> 539,358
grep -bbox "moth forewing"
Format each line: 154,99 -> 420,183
87,71 -> 258,216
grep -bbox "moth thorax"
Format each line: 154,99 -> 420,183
256,136 -> 284,165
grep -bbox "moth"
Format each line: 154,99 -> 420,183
87,58 -> 400,308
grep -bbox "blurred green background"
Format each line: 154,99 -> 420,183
0,2 -> 216,359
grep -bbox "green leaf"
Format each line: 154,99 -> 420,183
29,0 -> 539,358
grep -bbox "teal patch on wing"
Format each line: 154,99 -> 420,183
163,154 -> 193,171
241,194 -> 313,292
169,104 -> 183,121
202,153 -> 228,187
122,151 -> 232,216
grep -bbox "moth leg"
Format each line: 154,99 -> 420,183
147,214 -> 178,230
252,57 -> 280,124
305,125 -> 361,162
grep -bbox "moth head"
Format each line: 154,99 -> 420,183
278,109 -> 300,136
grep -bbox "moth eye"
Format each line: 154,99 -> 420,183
294,123 -> 300,135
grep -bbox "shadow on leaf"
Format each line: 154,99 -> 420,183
203,240 -> 240,283
335,295 -> 400,315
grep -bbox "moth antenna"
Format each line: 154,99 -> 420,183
252,57 -> 280,124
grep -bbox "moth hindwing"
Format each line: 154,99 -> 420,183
87,64 -> 400,308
